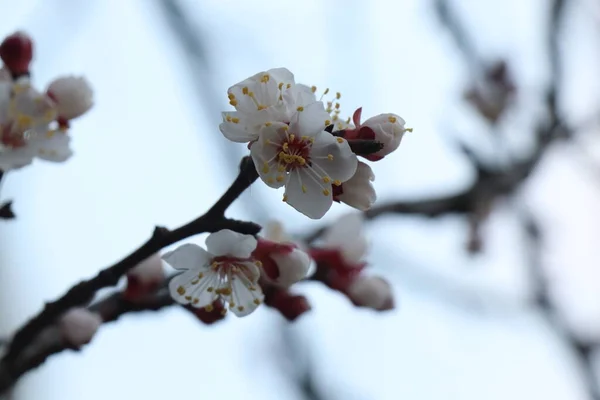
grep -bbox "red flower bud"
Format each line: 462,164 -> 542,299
264,287 -> 311,321
0,32 -> 33,75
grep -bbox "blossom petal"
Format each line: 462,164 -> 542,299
250,123 -> 289,188
229,73 -> 279,114
229,265 -> 264,317
285,168 -> 333,219
323,213 -> 368,264
219,111 -> 259,143
268,68 -> 295,86
162,243 -> 212,271
169,268 -> 219,308
28,130 -> 72,162
205,229 -> 258,258
337,161 -> 377,211
289,101 -> 330,137
310,131 -> 357,182
0,146 -> 34,171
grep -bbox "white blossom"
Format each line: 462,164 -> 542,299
58,308 -> 102,348
322,212 -> 368,265
335,161 -> 376,211
250,102 -> 358,219
46,76 -> 94,120
361,113 -> 408,158
163,230 -> 264,317
0,78 -> 71,171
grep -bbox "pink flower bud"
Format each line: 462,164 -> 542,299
46,76 -> 93,120
124,254 -> 165,301
58,308 -> 102,348
333,161 -> 376,211
361,113 -> 407,159
0,32 -> 33,75
253,238 -> 311,287
347,276 -> 394,311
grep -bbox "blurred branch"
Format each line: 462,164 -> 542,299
434,0 -> 481,71
523,215 -> 600,400
0,284 -> 177,392
0,156 -> 260,394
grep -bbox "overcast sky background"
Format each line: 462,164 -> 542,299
1,0 -> 600,399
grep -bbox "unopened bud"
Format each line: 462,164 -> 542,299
58,308 -> 102,348
0,32 -> 33,75
47,76 -> 94,120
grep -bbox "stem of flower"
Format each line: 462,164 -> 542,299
0,156 -> 260,382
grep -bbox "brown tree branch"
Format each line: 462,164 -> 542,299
0,156 -> 260,392
0,284 -> 178,392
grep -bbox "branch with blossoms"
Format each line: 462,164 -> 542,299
0,58 -> 409,394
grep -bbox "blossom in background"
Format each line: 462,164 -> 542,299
256,220 -> 313,320
347,275 -> 394,311
58,308 -> 103,349
0,31 -> 93,172
253,221 -> 312,287
333,161 -> 377,211
163,230 -> 264,317
310,212 -> 394,311
251,101 -> 358,219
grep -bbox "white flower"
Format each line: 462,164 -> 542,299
322,212 -> 368,264
0,79 -> 70,171
361,113 -> 407,158
219,68 -> 329,144
334,161 -> 376,211
347,276 -> 394,311
250,102 -> 358,219
58,308 -> 102,348
46,76 -> 94,120
163,230 -> 264,317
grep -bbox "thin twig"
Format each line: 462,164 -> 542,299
0,156 -> 260,388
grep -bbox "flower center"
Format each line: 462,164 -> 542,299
277,134 -> 312,171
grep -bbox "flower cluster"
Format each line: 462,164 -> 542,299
163,213 -> 393,322
219,68 -> 410,219
0,31 -> 93,172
